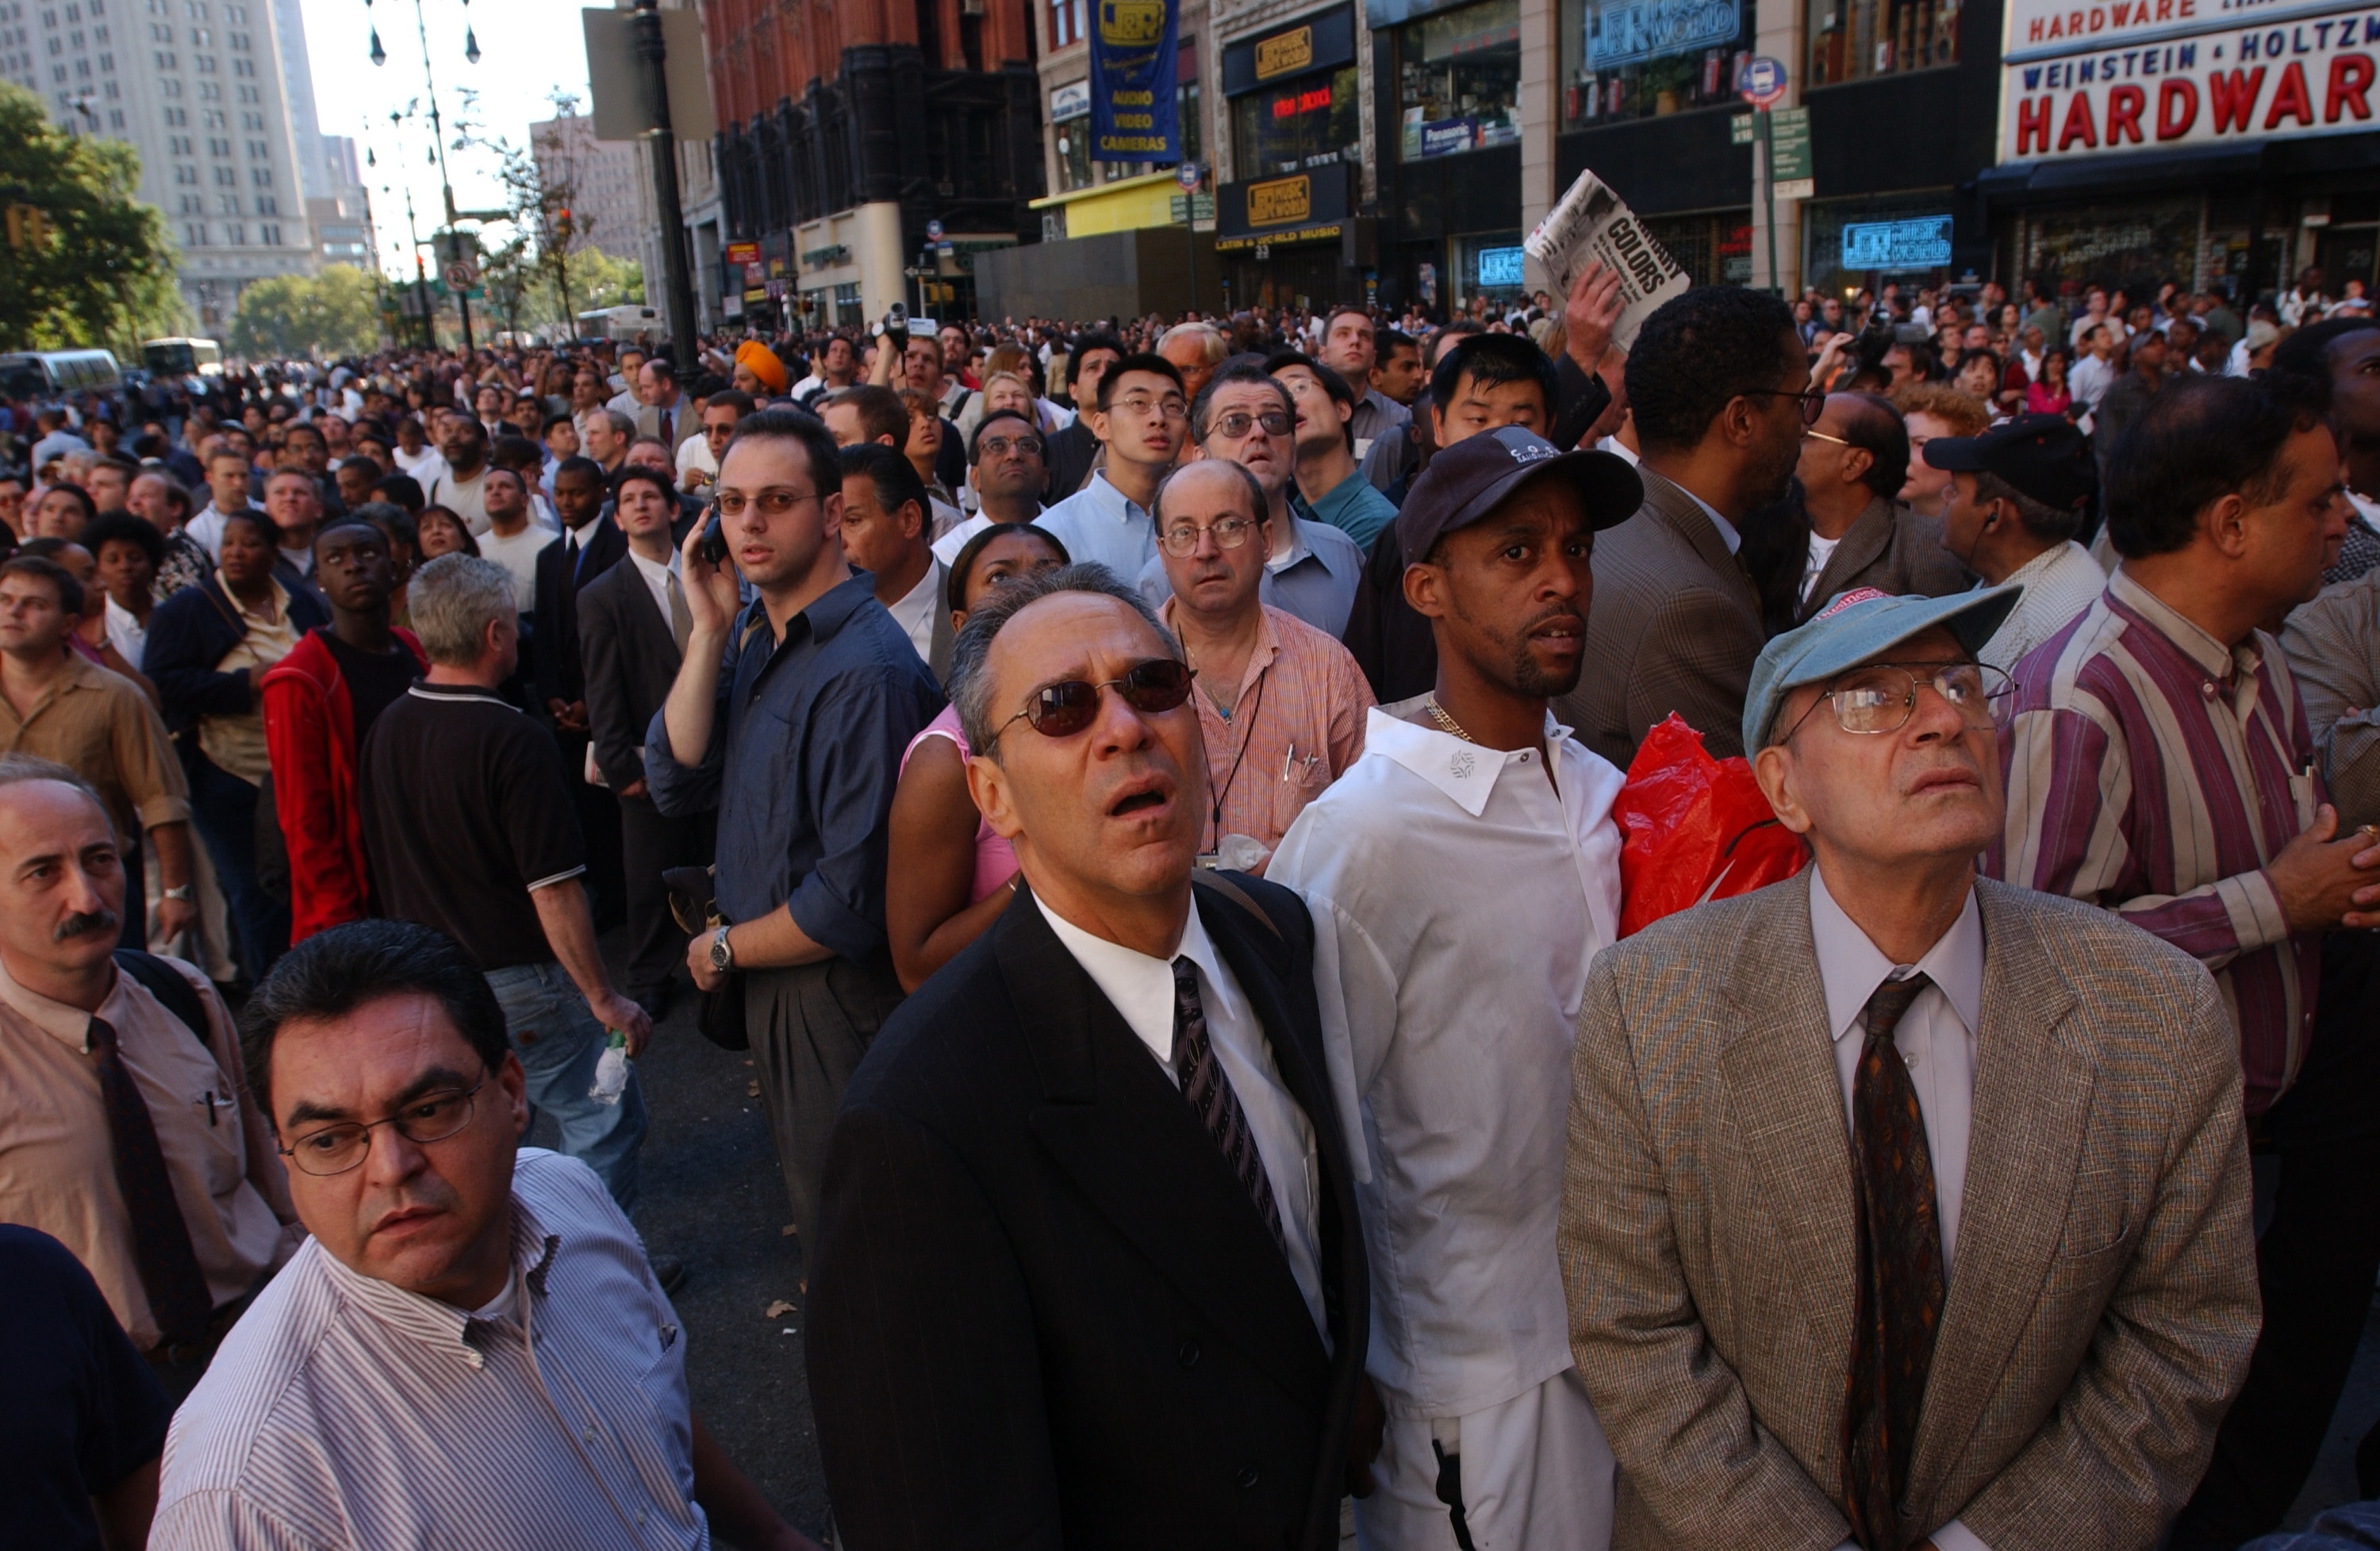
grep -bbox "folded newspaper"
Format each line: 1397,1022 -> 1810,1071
1524,169 -> 1691,354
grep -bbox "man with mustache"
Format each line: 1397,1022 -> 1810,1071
1561,587 -> 2259,1549
151,919 -> 815,1551
0,755 -> 296,1391
1268,427 -> 1643,1550
806,566 -> 1376,1546
1557,286 -> 1812,765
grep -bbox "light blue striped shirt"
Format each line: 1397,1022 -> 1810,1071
153,1149 -> 708,1549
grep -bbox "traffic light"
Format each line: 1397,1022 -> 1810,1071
555,206 -> 573,241
4,203 -> 52,249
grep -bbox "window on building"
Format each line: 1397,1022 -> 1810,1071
71,54 -> 84,73
1177,38 -> 1200,166
205,133 -> 224,154
228,52 -> 244,73
215,190 -> 233,211
175,192 -> 195,211
46,60 -> 58,78
1054,111 -> 1092,191
248,165 -> 267,186
237,107 -> 255,127
167,132 -> 186,151
223,221 -> 240,244
259,221 -> 276,244
192,49 -> 211,69
225,27 -> 241,48
1048,0 -> 1082,48
183,220 -> 203,244
1396,0 -> 1522,160
211,163 -> 231,183
96,49 -> 107,68
65,26 -> 77,44
197,78 -> 216,97
1232,64 -> 1358,180
1808,0 -> 1956,83
254,191 -> 272,213
105,105 -> 117,124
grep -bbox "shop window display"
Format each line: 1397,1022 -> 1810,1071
1806,0 -> 1956,86
1560,0 -> 1753,126
1233,63 -> 1359,179
1397,0 -> 1522,160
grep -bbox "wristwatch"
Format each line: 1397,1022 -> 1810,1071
708,925 -> 735,973
162,885 -> 193,901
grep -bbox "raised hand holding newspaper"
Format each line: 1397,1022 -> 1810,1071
1526,168 -> 1691,356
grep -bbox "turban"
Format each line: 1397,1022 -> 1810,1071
735,340 -> 788,394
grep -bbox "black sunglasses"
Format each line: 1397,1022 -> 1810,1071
997,658 -> 1194,740
1744,386 -> 1829,425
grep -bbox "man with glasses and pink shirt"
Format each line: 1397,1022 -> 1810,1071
645,409 -> 942,1250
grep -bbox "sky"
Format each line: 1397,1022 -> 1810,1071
298,0 -> 597,276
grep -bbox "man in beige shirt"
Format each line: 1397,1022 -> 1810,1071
0,555 -> 197,947
0,754 -> 295,1391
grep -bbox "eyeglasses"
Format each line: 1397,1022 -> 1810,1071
996,657 -> 1195,740
1209,409 -> 1292,440
977,433 -> 1044,458
1803,429 -> 1851,447
1108,395 -> 1188,421
1745,387 -> 1829,426
714,487 -> 819,519
278,1075 -> 489,1177
1158,515 -> 1261,556
1783,661 -> 2015,741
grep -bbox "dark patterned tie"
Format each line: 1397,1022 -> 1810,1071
86,1015 -> 213,1346
1169,958 -> 1285,1255
1841,973 -> 1947,1551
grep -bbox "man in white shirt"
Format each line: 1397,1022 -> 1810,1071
428,417 -> 493,534
835,443 -> 949,683
2068,323 -> 2117,417
153,919 -> 815,1551
1925,413 -> 2110,673
390,416 -> 446,487
1034,353 -> 1184,582
676,390 -> 751,494
1269,426 -> 1645,1551
185,449 -> 257,560
1560,587 -> 2257,1549
472,467 -> 553,616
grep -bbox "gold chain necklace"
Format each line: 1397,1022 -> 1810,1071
1423,696 -> 1477,743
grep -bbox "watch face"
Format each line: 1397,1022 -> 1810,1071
710,934 -> 730,968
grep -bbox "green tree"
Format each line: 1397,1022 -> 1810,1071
0,81 -> 183,352
228,266 -> 386,359
575,249 -> 644,311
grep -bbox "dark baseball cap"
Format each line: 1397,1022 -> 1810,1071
1920,412 -> 2097,514
1395,425 -> 1644,566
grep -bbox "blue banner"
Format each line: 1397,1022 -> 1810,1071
1091,0 -> 1180,162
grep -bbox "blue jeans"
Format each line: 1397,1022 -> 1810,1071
485,961 -> 648,1210
184,746 -> 286,983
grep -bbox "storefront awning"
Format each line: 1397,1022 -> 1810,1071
1975,132 -> 2380,203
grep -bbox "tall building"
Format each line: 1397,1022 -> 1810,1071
701,0 -> 1044,328
530,109 -> 653,266
0,0 -> 319,333
309,132 -> 376,270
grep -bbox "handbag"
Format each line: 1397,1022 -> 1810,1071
664,865 -> 747,1050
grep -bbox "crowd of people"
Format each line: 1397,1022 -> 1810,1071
2,254 -> 2378,1550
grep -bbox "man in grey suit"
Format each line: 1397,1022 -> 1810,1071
1555,286 -> 1810,764
635,357 -> 699,460
1780,393 -> 1967,629
1561,586 -> 2259,1550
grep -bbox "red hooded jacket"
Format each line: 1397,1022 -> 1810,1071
261,627 -> 427,943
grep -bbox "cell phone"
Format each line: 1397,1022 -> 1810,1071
696,503 -> 727,566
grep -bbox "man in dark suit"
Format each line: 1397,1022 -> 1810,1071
579,464 -> 711,1018
535,455 -> 629,932
1556,286 -> 1810,764
805,566 -> 1378,1549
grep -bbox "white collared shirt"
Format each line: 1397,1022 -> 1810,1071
105,593 -> 148,670
1269,704 -> 1625,1419
1673,477 -> 1742,554
1032,470 -> 1157,581
1976,540 -> 2108,674
885,558 -> 945,667
1031,893 -> 1327,1339
627,547 -> 680,631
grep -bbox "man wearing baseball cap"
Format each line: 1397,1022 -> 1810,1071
1270,426 -> 1641,1550
1924,412 -> 2106,673
1563,584 -> 2259,1551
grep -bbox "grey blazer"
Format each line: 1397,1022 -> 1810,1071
1556,466 -> 1768,766
1561,873 -> 2258,1550
1799,496 -> 1973,624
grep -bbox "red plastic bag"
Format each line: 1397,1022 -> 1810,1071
1614,714 -> 1806,938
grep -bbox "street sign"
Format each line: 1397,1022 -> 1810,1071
443,259 -> 479,290
1177,160 -> 1203,190
1768,105 -> 1812,199
925,218 -> 944,241
1169,194 -> 1217,223
1736,55 -> 1787,108
1730,113 -> 1755,144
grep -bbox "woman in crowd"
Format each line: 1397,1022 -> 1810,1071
884,522 -> 1069,992
416,503 -> 480,560
2025,347 -> 2075,418
78,510 -> 162,672
896,388 -> 957,513
144,509 -> 327,982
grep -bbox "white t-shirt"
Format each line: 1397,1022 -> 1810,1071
1801,531 -> 1843,605
476,524 -> 552,612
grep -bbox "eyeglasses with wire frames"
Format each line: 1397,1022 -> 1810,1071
1106,394 -> 1189,421
1779,659 -> 2015,742
713,487 -> 821,520
976,432 -> 1044,459
995,657 -> 1196,740
278,1073 -> 490,1177
1743,386 -> 1829,426
1158,515 -> 1262,557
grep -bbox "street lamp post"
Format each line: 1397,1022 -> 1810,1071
631,0 -> 697,367
370,0 -> 482,351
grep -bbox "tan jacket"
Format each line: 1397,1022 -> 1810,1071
1555,466 -> 1767,766
1561,873 -> 2258,1549
1798,495 -> 1971,624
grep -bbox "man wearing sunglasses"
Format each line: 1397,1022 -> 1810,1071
1555,286 -> 1810,766
1562,585 -> 2259,1551
805,566 -> 1376,1549
154,920 -> 816,1551
646,409 -> 943,1246
1269,425 -> 1641,1551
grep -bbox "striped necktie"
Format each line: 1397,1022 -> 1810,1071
1840,973 -> 1946,1551
1169,958 -> 1284,1255
86,1015 -> 213,1346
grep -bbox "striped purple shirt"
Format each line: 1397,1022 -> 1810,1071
151,1149 -> 709,1549
1988,568 -> 2320,1116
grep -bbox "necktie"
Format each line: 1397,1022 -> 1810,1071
1169,958 -> 1285,1255
86,1015 -> 213,1346
666,570 -> 693,655
1840,973 -> 1947,1551
658,409 -> 673,445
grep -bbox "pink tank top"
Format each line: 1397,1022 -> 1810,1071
900,704 -> 1018,904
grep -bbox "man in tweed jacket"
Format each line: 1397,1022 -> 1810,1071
1561,587 -> 2258,1550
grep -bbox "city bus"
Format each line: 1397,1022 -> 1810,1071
141,337 -> 223,378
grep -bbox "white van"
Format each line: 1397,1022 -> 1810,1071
0,348 -> 124,398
